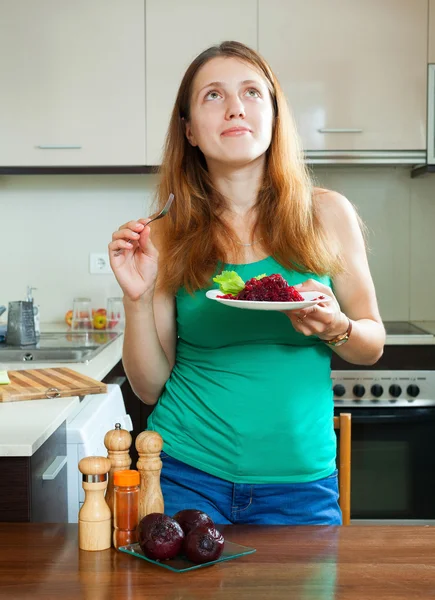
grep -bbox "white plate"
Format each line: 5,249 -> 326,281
206,289 -> 332,311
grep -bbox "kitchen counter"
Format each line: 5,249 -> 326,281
0,324 -> 123,457
0,395 -> 79,457
0,524 -> 434,599
385,321 -> 435,345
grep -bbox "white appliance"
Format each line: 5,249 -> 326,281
66,384 -> 133,523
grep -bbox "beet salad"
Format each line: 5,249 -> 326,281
212,270 -> 305,302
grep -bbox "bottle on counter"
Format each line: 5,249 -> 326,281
104,422 -> 132,518
78,456 -> 112,551
113,469 -> 140,550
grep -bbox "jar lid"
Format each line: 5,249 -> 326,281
114,469 -> 140,487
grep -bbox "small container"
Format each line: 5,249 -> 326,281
106,297 -> 125,331
113,469 -> 140,550
71,297 -> 93,331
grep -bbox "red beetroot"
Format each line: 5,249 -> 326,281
173,509 -> 215,535
218,274 -> 305,302
183,525 -> 225,564
138,513 -> 184,561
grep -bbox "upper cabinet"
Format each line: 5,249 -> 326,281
430,0 -> 435,63
1,1 -> 431,168
145,0 -> 257,166
259,0 -> 428,152
0,1 -> 146,166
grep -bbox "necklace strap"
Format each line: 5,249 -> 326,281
235,237 -> 263,247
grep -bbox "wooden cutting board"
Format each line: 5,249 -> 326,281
0,367 -> 107,403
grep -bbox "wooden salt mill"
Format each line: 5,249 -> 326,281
78,456 -> 111,551
136,431 -> 164,521
104,422 -> 132,516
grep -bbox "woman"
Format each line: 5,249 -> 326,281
109,41 -> 385,525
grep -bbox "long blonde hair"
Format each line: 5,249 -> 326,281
153,41 -> 342,294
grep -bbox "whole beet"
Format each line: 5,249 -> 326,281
173,509 -> 215,536
183,525 -> 225,564
138,513 -> 184,561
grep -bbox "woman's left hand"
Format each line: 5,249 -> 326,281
284,279 -> 349,340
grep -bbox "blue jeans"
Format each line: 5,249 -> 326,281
160,452 -> 342,526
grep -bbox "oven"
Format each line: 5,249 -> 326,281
332,321 -> 435,524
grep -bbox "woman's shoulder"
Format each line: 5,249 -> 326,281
312,187 -> 358,229
313,186 -> 351,211
312,187 -> 366,255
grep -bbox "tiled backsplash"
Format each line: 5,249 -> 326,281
1,167 -> 434,323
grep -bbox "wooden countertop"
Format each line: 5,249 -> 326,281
0,524 -> 434,599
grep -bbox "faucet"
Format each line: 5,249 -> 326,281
26,286 -> 37,303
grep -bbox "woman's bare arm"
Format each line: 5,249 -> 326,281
122,291 -> 177,405
288,190 -> 385,365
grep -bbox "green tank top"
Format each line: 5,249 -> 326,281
147,256 -> 337,483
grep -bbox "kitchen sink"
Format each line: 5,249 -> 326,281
0,331 -> 121,363
0,347 -> 100,362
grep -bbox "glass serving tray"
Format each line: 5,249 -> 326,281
119,540 -> 256,573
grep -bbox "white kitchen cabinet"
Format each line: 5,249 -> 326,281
259,0 -> 428,152
430,0 -> 435,63
0,0 -> 146,166
145,0 -> 257,165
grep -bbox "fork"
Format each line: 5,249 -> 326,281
146,192 -> 174,227
114,193 -> 174,256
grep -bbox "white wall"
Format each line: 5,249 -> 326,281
0,174 -> 158,323
1,166 -> 434,323
314,166 -> 435,321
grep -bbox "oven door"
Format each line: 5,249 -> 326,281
334,406 -> 435,523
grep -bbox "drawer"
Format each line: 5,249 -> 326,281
0,421 -> 68,522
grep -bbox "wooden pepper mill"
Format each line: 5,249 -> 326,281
78,456 -> 112,551
136,431 -> 164,521
104,422 -> 132,516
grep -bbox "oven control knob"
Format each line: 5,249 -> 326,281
407,384 -> 420,398
333,384 -> 346,397
353,384 -> 365,398
371,384 -> 383,398
389,384 -> 402,398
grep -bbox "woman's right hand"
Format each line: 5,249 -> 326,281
108,219 -> 158,302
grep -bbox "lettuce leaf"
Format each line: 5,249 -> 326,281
212,271 -> 268,294
212,270 -> 245,294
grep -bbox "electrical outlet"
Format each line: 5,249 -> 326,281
89,253 -> 112,275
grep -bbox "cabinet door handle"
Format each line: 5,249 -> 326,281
318,128 -> 363,134
42,455 -> 67,480
36,145 -> 82,149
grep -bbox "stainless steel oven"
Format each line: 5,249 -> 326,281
332,322 -> 435,524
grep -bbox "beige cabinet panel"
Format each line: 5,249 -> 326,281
430,0 -> 435,63
146,0 -> 257,165
259,0 -> 427,151
0,1 -> 146,166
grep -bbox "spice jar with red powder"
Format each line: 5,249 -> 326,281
113,470 -> 140,549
